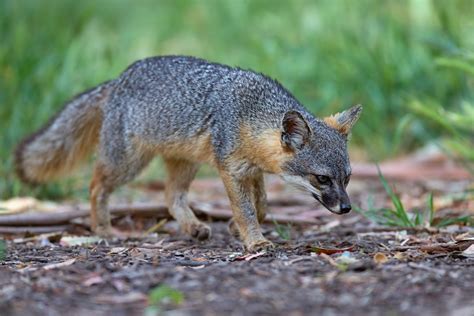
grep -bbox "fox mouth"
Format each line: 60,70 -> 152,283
312,193 -> 345,215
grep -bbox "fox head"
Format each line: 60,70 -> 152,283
279,105 -> 362,215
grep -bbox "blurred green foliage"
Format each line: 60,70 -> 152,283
355,167 -> 473,228
410,55 -> 474,172
145,284 -> 183,315
0,240 -> 5,261
1,0 -> 473,199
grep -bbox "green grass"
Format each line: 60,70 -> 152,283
409,54 -> 474,173
355,166 -> 473,228
272,218 -> 292,241
1,0 -> 473,199
0,240 -> 6,261
145,284 -> 183,315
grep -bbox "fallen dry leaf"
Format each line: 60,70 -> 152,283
373,252 -> 388,264
43,258 -> 76,270
236,251 -> 267,261
0,197 -> 61,215
394,252 -> 405,260
13,232 -> 62,244
82,274 -> 105,287
192,257 -> 208,262
60,236 -> 101,246
95,292 -> 147,304
190,265 -> 206,269
109,247 -> 128,254
462,244 -> 474,258
0,197 -> 38,214
319,253 -> 339,267
311,245 -> 355,255
454,233 -> 474,241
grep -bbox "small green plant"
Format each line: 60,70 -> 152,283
272,218 -> 292,240
355,166 -> 472,228
0,240 -> 6,261
145,284 -> 184,316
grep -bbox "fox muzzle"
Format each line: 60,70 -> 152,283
314,188 -> 351,215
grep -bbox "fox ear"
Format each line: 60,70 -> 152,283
324,104 -> 362,136
281,111 -> 311,151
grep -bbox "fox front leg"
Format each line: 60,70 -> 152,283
227,171 -> 268,238
252,171 -> 267,223
219,167 -> 274,252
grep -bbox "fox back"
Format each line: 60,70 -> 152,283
103,56 -> 319,161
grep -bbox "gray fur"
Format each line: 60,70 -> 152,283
101,56 -> 349,161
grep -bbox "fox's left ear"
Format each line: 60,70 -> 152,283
281,111 -> 311,151
324,104 -> 362,136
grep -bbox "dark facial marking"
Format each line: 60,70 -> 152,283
308,174 -> 331,188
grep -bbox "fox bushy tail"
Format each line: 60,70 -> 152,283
14,80 -> 115,184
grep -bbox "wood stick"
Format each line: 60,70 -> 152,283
393,240 -> 474,253
0,208 -> 89,226
0,225 -> 71,234
307,225 -> 442,237
0,203 -> 170,226
0,202 -> 319,227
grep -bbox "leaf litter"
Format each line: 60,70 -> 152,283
0,171 -> 473,315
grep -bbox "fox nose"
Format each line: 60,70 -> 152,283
340,203 -> 351,214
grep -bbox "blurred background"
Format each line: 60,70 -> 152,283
1,0 -> 473,199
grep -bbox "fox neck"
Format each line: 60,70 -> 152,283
235,125 -> 292,174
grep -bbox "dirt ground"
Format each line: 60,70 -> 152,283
1,176 -> 473,316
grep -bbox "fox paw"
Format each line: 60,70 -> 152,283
246,239 -> 275,253
186,222 -> 212,241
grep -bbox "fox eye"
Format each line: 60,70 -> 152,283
316,175 -> 330,185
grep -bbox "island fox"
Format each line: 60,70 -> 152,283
15,55 -> 362,251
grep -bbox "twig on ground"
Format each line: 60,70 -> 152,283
313,226 -> 441,236
0,225 -> 72,234
43,258 -> 77,270
393,240 -> 474,253
0,201 -> 319,228
144,219 -> 168,235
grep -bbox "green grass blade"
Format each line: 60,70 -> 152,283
427,193 -> 434,226
435,216 -> 472,228
376,164 -> 413,227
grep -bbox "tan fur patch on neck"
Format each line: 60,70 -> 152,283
237,125 -> 293,174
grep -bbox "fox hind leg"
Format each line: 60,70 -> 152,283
90,163 -> 113,236
164,158 -> 211,240
90,144 -> 154,236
